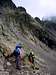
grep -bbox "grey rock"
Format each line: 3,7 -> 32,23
0,71 -> 9,75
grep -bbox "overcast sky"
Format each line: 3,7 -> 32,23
12,0 -> 56,20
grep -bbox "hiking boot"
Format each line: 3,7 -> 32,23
16,67 -> 21,70
16,66 -> 21,70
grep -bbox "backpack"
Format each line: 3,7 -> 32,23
14,47 -> 20,57
16,48 -> 20,54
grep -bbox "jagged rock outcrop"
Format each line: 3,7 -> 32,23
18,7 -> 26,12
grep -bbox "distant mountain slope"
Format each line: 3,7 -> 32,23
43,20 -> 56,48
35,17 -> 56,49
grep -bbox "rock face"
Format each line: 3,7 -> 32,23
0,0 -> 41,57
41,21 -> 56,49
18,7 -> 26,12
0,0 -> 16,9
35,17 -> 56,49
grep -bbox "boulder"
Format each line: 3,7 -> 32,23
0,43 -> 12,57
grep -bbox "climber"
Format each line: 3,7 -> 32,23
14,43 -> 22,70
28,52 -> 35,64
28,51 -> 35,69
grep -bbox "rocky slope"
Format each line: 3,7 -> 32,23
0,0 -> 56,75
35,17 -> 56,50
42,20 -> 56,48
0,0 -> 42,56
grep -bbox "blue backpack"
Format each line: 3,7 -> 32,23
16,48 -> 20,54
14,46 -> 21,56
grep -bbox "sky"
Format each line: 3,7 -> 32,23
12,0 -> 56,20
